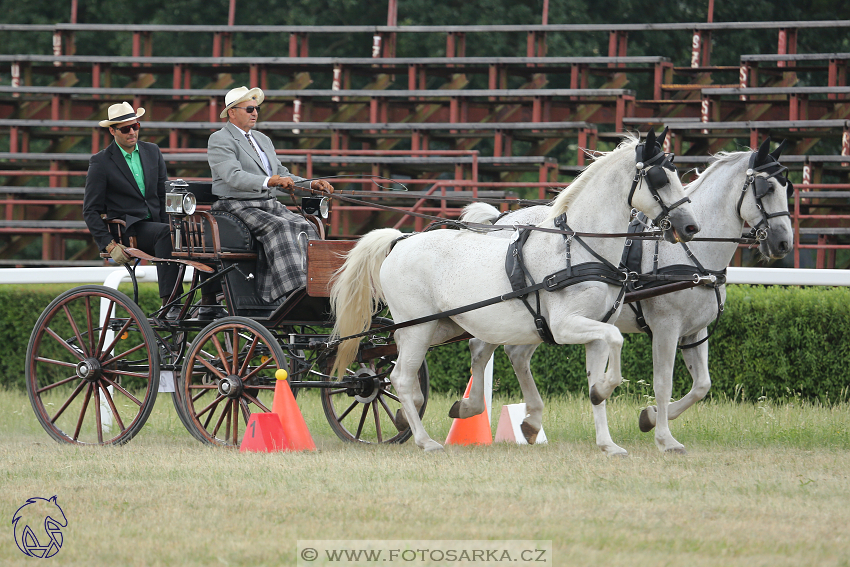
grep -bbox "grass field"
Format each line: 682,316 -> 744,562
1,387 -> 849,566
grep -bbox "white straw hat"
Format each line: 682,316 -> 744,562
220,86 -> 265,119
98,102 -> 145,127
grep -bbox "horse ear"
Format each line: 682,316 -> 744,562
645,128 -> 656,149
755,136 -> 771,165
770,139 -> 788,160
657,126 -> 669,149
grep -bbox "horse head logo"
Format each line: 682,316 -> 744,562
12,496 -> 67,558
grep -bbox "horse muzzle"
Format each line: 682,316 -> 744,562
759,230 -> 793,259
663,210 -> 701,243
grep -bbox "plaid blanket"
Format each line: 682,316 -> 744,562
212,198 -> 318,302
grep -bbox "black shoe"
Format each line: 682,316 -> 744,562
164,306 -> 182,320
198,305 -> 228,320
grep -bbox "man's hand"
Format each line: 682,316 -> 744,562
106,241 -> 131,264
311,179 -> 334,194
268,175 -> 295,190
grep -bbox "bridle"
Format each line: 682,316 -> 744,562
628,143 -> 692,232
736,151 -> 793,242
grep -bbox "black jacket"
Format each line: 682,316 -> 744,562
82,140 -> 168,250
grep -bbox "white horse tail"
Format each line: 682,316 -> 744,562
330,228 -> 404,377
459,202 -> 500,225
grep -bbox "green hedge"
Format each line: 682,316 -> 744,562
4,284 -> 850,403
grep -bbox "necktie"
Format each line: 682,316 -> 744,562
245,133 -> 272,176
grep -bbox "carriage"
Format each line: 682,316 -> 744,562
24,180 -> 428,447
25,131 -> 793,454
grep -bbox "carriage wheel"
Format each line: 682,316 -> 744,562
321,318 -> 429,444
179,317 -> 286,447
25,285 -> 159,445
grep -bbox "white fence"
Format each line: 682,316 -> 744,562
1,265 -> 847,287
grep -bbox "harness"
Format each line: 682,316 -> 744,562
620,149 -> 791,349
507,214 -> 628,344
620,212 -> 726,349
328,138 -> 699,348
505,141 -> 692,345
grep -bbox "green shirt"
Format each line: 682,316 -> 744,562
119,144 -> 150,219
119,144 -> 145,195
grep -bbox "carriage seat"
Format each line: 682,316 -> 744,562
181,182 -> 257,254
203,211 -> 257,253
183,181 -> 323,255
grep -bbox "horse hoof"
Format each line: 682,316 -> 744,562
639,407 -> 656,433
601,446 -> 628,457
394,409 -> 409,431
664,446 -> 688,455
589,385 -> 604,406
424,442 -> 444,453
448,401 -> 462,419
520,421 -> 539,444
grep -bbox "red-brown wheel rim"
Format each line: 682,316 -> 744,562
180,317 -> 286,447
26,286 -> 159,445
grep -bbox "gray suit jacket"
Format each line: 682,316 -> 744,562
207,121 -> 309,199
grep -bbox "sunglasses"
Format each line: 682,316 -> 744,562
114,122 -> 140,134
234,106 -> 260,114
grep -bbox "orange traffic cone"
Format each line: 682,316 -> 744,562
445,375 -> 492,446
240,412 -> 290,452
271,369 -> 316,451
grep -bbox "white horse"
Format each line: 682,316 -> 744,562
330,131 -> 701,452
461,138 -> 793,454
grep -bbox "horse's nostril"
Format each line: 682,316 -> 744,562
779,241 -> 789,253
685,224 -> 699,235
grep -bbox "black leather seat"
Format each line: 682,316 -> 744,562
186,182 -> 256,253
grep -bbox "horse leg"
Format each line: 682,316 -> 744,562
505,344 -> 544,444
550,315 -> 626,455
390,323 -> 447,453
584,338 -> 628,456
639,329 -> 710,432
648,331 -> 687,454
449,339 -> 498,419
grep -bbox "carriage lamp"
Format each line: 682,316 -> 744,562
165,179 -> 197,216
302,196 -> 330,219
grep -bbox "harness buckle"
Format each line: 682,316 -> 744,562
546,275 -> 558,288
693,274 -> 717,284
658,217 -> 672,231
755,228 -> 769,241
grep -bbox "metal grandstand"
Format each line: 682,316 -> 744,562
0,1 -> 848,268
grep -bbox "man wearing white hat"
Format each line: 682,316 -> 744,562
83,102 -> 183,315
208,86 -> 334,303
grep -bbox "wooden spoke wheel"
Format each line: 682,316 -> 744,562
321,318 -> 429,445
25,285 -> 159,445
179,317 -> 286,447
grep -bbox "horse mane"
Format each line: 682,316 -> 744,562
547,133 -> 641,220
686,150 -> 750,196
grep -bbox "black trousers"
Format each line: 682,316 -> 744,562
121,220 -> 222,300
